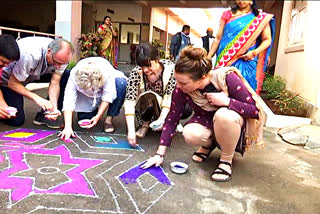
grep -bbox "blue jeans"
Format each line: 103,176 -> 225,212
77,77 -> 127,121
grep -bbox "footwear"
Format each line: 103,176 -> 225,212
33,112 -> 64,129
104,123 -> 115,133
211,161 -> 232,182
136,125 -> 149,138
192,144 -> 216,163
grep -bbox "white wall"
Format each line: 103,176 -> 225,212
152,8 -> 167,31
95,2 -> 142,23
275,1 -> 320,106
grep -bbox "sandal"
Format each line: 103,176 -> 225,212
136,125 -> 149,138
192,144 -> 216,163
104,123 -> 115,133
211,161 -> 232,182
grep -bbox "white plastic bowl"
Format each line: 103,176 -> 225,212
44,109 -> 60,116
78,119 -> 92,128
170,161 -> 188,174
6,106 -> 17,116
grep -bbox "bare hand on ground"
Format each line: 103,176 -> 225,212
141,155 -> 163,169
58,127 -> 75,141
127,132 -> 138,147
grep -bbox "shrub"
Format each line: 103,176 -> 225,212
152,40 -> 166,59
262,75 -> 286,99
78,32 -> 103,59
66,60 -> 77,70
272,90 -> 304,114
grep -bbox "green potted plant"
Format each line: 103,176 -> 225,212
78,32 -> 103,59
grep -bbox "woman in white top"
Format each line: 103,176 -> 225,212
59,57 -> 127,140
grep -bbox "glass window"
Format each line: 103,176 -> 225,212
289,0 -> 307,45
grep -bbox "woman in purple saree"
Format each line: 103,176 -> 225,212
208,0 -> 275,95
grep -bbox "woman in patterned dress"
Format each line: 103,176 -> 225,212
97,16 -> 118,67
124,43 -> 179,147
142,46 -> 265,182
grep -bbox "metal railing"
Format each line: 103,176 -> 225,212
0,26 -> 62,39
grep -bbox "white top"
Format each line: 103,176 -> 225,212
62,57 -> 126,112
209,37 -> 214,50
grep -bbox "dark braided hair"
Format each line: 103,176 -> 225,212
231,0 -> 260,16
135,43 -> 160,67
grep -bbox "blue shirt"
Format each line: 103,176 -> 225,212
176,32 -> 190,61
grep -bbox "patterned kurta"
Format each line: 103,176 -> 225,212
124,59 -> 176,124
160,72 -> 259,147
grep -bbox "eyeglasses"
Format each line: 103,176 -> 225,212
51,54 -> 67,68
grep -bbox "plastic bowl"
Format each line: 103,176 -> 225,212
45,114 -> 58,120
6,106 -> 17,116
170,161 -> 188,174
78,119 -> 92,128
44,109 -> 60,116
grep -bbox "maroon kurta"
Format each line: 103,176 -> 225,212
160,72 -> 259,147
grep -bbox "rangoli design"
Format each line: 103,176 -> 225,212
0,128 -> 55,142
0,129 -> 173,213
0,145 -> 103,203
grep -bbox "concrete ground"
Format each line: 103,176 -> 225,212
0,64 -> 320,214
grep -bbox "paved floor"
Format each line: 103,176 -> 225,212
0,64 -> 320,214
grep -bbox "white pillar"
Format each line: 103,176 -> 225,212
55,0 -> 82,61
149,8 -> 154,43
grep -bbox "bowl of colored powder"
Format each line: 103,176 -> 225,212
170,161 -> 188,174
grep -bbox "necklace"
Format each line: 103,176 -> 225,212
238,8 -> 252,15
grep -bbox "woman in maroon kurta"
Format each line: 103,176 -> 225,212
141,46 -> 265,182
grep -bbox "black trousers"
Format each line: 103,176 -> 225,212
1,69 -> 71,126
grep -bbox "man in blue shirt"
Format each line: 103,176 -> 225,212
0,36 -> 73,128
170,25 -> 191,61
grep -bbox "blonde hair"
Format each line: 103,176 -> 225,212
175,46 -> 212,81
75,63 -> 105,90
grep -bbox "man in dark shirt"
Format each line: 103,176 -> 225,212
170,25 -> 191,61
202,28 -> 215,53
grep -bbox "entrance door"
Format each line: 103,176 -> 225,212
118,23 -> 141,64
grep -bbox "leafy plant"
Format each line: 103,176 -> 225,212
272,90 -> 304,114
66,60 -> 77,70
152,40 -> 166,59
262,75 -> 286,99
78,32 -> 103,59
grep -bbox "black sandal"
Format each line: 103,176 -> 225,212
211,161 -> 232,182
192,144 -> 216,163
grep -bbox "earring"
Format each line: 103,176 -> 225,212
250,1 -> 253,5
